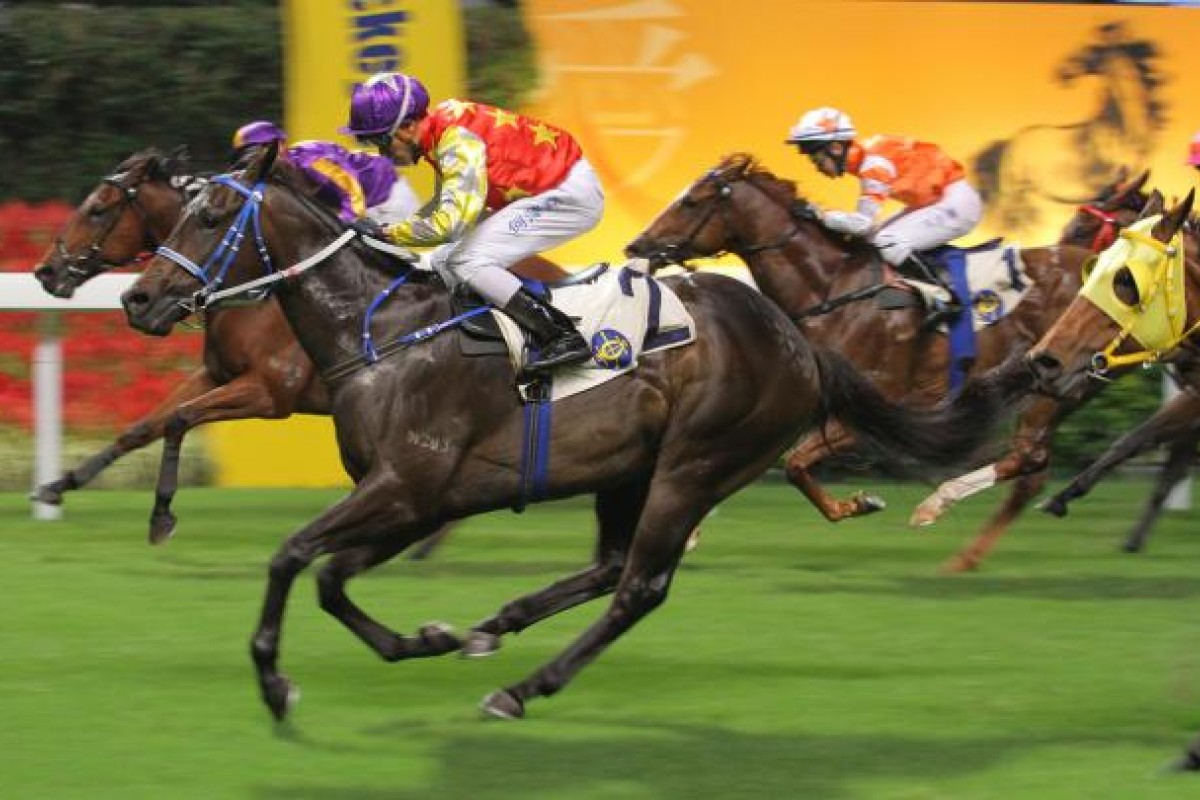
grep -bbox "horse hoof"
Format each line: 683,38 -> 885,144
854,493 -> 887,515
263,674 -> 299,722
1039,497 -> 1069,518
480,689 -> 524,720
461,630 -> 502,658
148,512 -> 177,545
940,554 -> 978,574
1165,749 -> 1200,772
30,484 -> 64,506
908,500 -> 942,527
1121,540 -> 1145,554
419,622 -> 462,655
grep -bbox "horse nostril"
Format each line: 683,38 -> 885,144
122,289 -> 149,313
626,240 -> 645,258
33,264 -> 53,281
1028,351 -> 1063,381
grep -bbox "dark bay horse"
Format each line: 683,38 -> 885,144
1023,190 -> 1200,771
119,144 -> 1013,722
32,148 -> 567,553
626,153 -> 1107,572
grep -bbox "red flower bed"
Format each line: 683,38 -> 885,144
0,202 -> 202,431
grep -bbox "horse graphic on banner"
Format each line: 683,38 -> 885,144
972,21 -> 1167,237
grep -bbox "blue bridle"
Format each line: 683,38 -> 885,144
155,174 -> 274,306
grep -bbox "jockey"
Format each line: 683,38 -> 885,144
340,71 -> 601,372
786,107 -> 982,329
230,120 -> 419,224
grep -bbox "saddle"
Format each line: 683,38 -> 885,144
455,262 -> 611,357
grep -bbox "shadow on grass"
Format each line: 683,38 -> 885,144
253,718 -> 1184,799
777,574 -> 1200,602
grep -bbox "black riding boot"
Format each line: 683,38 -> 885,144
501,288 -> 592,371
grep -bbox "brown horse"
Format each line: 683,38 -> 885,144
32,148 -> 567,553
1023,190 -> 1200,771
119,144 -> 1013,722
627,152 -> 1113,572
1040,189 -> 1200,553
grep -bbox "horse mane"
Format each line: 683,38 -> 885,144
718,152 -> 879,259
265,157 -> 425,280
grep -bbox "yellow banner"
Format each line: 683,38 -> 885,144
207,0 -> 464,487
523,0 -> 1200,262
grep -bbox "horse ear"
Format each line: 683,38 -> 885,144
167,145 -> 192,169
243,140 -> 279,183
1154,188 -> 1195,241
1137,190 -> 1164,220
1126,169 -> 1150,196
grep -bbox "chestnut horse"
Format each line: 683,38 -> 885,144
1023,190 -> 1200,770
627,152 -> 1114,572
32,148 -> 567,553
119,144 -> 1013,721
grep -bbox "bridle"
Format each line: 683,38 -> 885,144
53,171 -> 184,281
645,167 -> 814,267
1076,204 -> 1119,253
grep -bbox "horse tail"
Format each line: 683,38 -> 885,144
972,140 -> 1007,205
812,347 -> 1030,471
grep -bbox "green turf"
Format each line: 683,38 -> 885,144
3,479 -> 1200,799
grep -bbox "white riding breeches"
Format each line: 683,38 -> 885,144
872,179 -> 983,265
427,158 -> 605,290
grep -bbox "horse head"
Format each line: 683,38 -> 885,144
122,142 -> 294,335
1058,168 -> 1150,253
34,146 -> 196,298
1027,188 -> 1196,398
626,152 -> 822,270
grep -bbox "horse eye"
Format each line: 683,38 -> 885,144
86,204 -> 106,220
198,208 -> 219,228
1112,266 -> 1140,306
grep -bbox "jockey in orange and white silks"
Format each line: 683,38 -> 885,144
785,107 -> 982,267
340,72 -> 603,372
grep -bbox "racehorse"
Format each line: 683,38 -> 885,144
1029,192 -> 1200,522
1023,189 -> 1200,771
32,147 -> 567,553
626,152 -> 1110,572
972,21 -> 1166,237
120,143 -> 1014,721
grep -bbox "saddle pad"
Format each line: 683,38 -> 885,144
960,243 -> 1031,331
493,261 -> 696,402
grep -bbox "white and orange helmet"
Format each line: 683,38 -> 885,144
786,107 -> 857,148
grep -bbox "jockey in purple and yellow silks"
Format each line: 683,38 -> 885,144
231,121 -> 419,224
340,71 -> 603,372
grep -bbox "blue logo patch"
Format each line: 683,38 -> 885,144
972,289 -> 1004,326
590,328 -> 633,369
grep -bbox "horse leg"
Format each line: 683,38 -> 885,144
912,398 -> 1060,527
250,473 -> 439,721
784,422 -> 886,521
148,375 -> 286,544
405,522 -> 456,560
460,479 -> 648,657
316,530 -> 464,660
31,367 -> 216,506
942,470 -> 1048,574
1122,434 -> 1198,553
480,480 -> 706,719
1039,406 -> 1195,519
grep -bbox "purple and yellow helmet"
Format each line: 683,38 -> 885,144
339,73 -> 430,138
232,120 -> 287,150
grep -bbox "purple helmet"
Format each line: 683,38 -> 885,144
232,120 -> 287,150
339,73 -> 430,137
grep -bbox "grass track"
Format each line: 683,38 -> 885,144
3,479 -> 1200,799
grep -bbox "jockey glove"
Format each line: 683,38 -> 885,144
349,216 -> 387,241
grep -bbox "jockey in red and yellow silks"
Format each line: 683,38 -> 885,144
341,72 -> 601,372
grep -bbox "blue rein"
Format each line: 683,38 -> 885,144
155,175 -> 274,305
